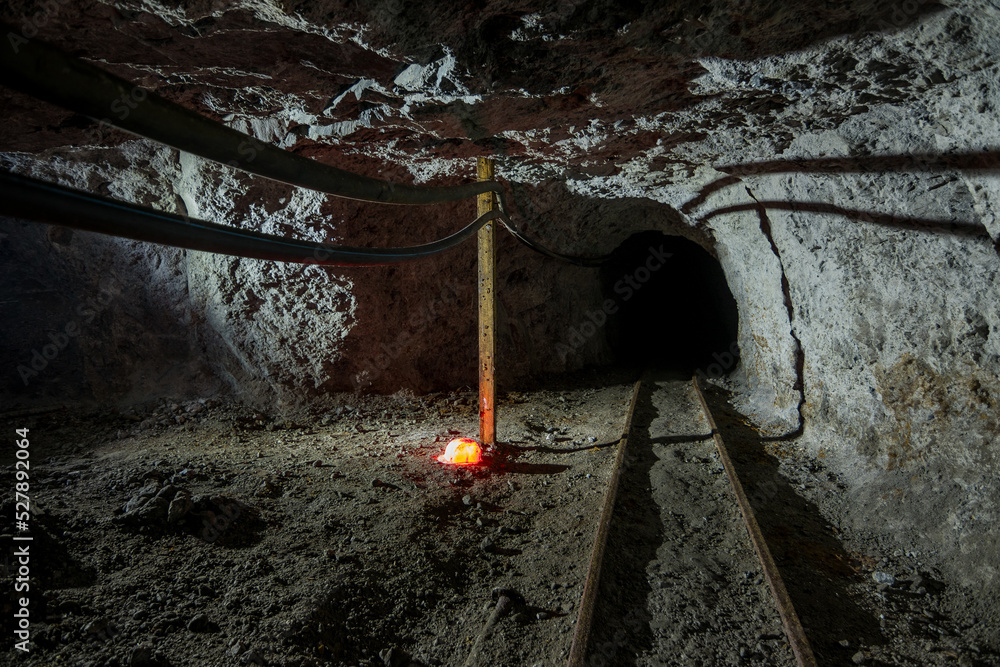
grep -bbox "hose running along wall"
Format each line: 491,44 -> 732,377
0,27 -> 608,266
0,172 -> 499,266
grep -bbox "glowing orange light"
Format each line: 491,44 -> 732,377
437,437 -> 482,465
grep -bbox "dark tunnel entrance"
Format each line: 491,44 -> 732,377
602,231 -> 740,375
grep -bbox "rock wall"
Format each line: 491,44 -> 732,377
2,0 -> 999,592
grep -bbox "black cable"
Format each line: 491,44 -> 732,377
0,25 -> 610,267
498,219 -> 608,267
0,171 -> 498,266
0,26 -> 494,206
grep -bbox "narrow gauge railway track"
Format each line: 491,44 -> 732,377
565,372 -> 818,667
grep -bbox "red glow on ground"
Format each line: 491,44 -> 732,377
437,438 -> 482,465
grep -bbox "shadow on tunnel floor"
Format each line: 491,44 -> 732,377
698,381 -> 886,665
582,378 -> 661,666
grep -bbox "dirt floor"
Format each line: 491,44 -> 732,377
2,367 -> 999,666
588,375 -> 795,667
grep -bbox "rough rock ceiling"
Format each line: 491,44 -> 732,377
2,0 -> 1000,630
0,0 -> 964,179
3,0 -> 998,404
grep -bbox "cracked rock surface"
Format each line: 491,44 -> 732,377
2,0 -> 999,659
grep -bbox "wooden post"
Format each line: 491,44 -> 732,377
477,157 -> 496,448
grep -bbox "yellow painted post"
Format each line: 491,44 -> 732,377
477,157 -> 496,448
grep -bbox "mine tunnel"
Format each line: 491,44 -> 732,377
601,231 -> 740,374
2,2 -> 1000,666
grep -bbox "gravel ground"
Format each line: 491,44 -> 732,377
700,381 -> 1000,667
588,374 -> 795,666
1,369 -> 634,667
2,367 -> 998,666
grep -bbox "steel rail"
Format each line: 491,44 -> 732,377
567,376 -> 818,666
566,375 -> 644,667
0,28 -> 609,267
692,377 -> 818,667
0,171 -> 497,266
